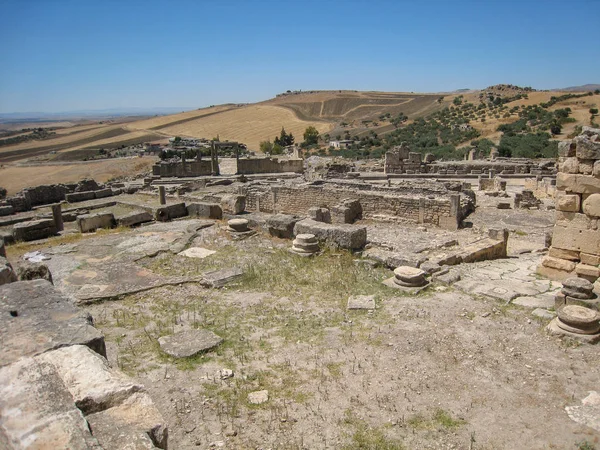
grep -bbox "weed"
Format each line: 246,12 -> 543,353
577,441 -> 596,450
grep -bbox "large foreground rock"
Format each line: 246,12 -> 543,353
12,219 -> 57,242
158,329 -> 223,358
293,218 -> 367,250
0,279 -> 106,367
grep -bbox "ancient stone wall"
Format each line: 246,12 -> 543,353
538,127 -> 600,282
152,160 -> 213,177
241,180 -> 469,230
236,157 -> 303,175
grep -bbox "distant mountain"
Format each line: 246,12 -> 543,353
0,107 -> 196,121
552,84 -> 600,92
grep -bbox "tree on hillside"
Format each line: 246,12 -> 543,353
259,140 -> 273,154
274,127 -> 294,147
303,126 -> 319,147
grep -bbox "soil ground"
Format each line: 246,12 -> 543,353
4,188 -> 600,450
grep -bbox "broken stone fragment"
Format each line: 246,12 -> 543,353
562,277 -> 594,299
158,329 -> 223,358
347,294 -> 376,310
247,390 -> 269,405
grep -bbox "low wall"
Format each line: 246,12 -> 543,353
236,158 -> 303,175
241,181 -> 467,230
152,160 -> 212,177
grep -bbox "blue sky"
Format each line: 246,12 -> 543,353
0,0 -> 599,113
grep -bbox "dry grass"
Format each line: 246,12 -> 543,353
0,156 -> 157,195
157,105 -> 332,151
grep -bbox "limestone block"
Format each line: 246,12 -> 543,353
579,159 -> 594,175
77,212 -> 115,233
66,191 -> 96,203
575,263 -> 600,279
575,135 -> 600,160
0,357 -> 99,449
94,188 -> 113,199
0,205 -> 14,216
36,345 -> 143,415
221,194 -> 246,215
555,211 -> 598,230
551,226 -> 600,253
559,157 -> 579,174
13,219 -> 58,242
308,207 -> 331,223
117,211 -> 153,227
85,392 -> 168,449
158,329 -> 222,358
593,161 -> 600,179
266,214 -> 300,239
0,279 -> 106,366
549,247 -> 580,262
541,255 -> 577,272
558,140 -> 576,157
186,202 -> 222,219
556,192 -> 581,212
556,173 -> 600,194
294,219 -> 367,250
155,202 -> 187,222
583,193 -> 600,217
0,256 -> 17,286
580,252 -> 600,266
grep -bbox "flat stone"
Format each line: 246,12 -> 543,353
247,390 -> 269,405
117,211 -> 153,227
201,267 -> 244,288
420,261 -> 442,274
432,269 -> 461,285
36,345 -> 143,415
178,247 -> 217,259
158,329 -> 223,358
347,294 -> 376,310
85,392 -> 167,449
566,391 -> 600,432
532,308 -> 556,320
0,357 -> 99,449
513,294 -> 555,309
0,279 -> 106,367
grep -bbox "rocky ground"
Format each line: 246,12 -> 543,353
4,189 -> 599,450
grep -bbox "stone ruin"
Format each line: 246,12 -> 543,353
538,127 -> 600,282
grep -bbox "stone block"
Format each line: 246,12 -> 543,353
0,357 -> 98,449
558,141 -> 576,157
583,193 -> 600,217
0,205 -> 14,216
15,261 -> 53,284
580,252 -> 600,266
0,256 -> 17,286
556,192 -> 581,212
117,211 -> 153,227
551,226 -> 600,253
541,255 -> 577,272
579,159 -> 594,175
221,194 -> 246,215
294,219 -> 367,250
13,219 -> 58,242
66,191 -> 96,203
85,392 -> 168,449
36,345 -> 143,415
555,211 -> 598,230
549,247 -> 580,261
559,157 -> 579,174
94,188 -> 113,199
77,212 -> 115,233
0,279 -> 106,366
155,202 -> 187,222
593,161 -> 600,179
557,173 -> 600,194
308,207 -> 331,223
575,263 -> 600,279
331,199 -> 362,224
187,202 -> 223,219
575,135 -> 600,160
266,214 -> 300,239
